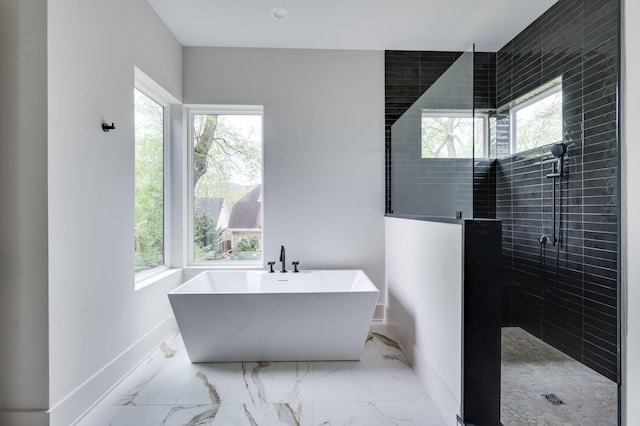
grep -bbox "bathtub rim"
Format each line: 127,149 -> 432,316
168,269 -> 380,295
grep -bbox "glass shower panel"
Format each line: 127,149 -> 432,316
390,45 -> 475,219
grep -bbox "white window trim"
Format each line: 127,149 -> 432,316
509,83 -> 563,154
421,109 -> 489,158
134,68 -> 180,285
186,104 -> 264,267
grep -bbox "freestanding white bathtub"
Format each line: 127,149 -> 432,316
168,270 -> 379,362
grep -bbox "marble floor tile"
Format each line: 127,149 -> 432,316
351,358 -> 403,402
405,400 -> 447,425
311,361 -> 359,403
261,403 -> 311,426
75,323 -> 447,426
368,327 -> 404,359
384,356 -> 431,402
312,402 -> 363,425
359,401 -> 415,425
224,362 -> 277,404
132,361 -> 194,406
160,404 -> 219,426
210,403 -> 266,426
99,357 -> 166,407
176,363 -> 238,405
110,405 -> 172,425
269,362 -> 313,404
75,406 -> 124,426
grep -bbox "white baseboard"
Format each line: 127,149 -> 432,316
50,315 -> 178,426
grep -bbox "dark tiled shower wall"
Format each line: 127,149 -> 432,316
496,0 -> 620,382
385,51 -> 497,215
474,159 -> 497,219
384,0 -> 620,380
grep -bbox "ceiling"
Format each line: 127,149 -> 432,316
146,0 -> 558,52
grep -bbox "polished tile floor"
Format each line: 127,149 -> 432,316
501,327 -> 618,426
74,323 -> 447,425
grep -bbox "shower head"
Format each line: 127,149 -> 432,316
550,142 -> 567,158
546,142 -> 568,179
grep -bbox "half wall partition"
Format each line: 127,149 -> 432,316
385,45 -> 502,426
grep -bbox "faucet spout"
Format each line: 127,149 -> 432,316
279,245 -> 287,273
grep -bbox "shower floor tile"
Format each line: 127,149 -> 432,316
501,327 -> 618,426
74,323 -> 446,425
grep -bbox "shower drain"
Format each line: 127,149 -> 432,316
542,393 -> 565,405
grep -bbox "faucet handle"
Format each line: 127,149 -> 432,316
292,261 -> 299,273
267,261 -> 275,273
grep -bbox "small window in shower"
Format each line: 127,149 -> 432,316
188,106 -> 263,265
511,84 -> 563,153
421,110 -> 488,158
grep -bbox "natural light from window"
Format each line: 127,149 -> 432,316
190,107 -> 263,264
134,88 -> 165,274
512,86 -> 563,153
421,111 -> 487,158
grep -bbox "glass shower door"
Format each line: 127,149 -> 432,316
390,44 -> 476,220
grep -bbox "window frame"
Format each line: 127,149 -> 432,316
510,83 -> 563,154
186,105 -> 265,267
421,109 -> 489,159
133,76 -> 173,283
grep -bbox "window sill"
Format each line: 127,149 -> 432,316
135,268 -> 182,291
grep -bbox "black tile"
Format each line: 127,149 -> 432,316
386,0 -> 620,381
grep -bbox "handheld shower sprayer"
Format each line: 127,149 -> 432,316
550,142 -> 567,157
548,142 -> 567,177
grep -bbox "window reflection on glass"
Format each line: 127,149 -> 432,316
134,88 -> 165,273
191,111 -> 263,263
421,111 -> 486,158
512,87 -> 563,153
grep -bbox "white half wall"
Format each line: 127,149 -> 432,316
623,0 -> 639,423
0,0 -> 49,423
385,217 -> 462,426
183,47 -> 386,297
47,0 -> 183,424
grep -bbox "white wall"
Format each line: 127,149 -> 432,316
0,0 -> 49,424
47,0 -> 183,424
183,47 -> 386,295
623,0 -> 639,423
385,217 -> 462,426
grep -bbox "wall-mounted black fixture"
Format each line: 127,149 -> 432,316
102,122 -> 116,132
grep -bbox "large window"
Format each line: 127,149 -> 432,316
134,88 -> 167,275
511,84 -> 563,153
421,110 -> 488,158
189,106 -> 263,265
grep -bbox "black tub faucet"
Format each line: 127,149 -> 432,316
279,245 -> 287,273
